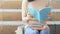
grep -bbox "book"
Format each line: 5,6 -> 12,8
28,7 -> 51,22
28,7 -> 51,27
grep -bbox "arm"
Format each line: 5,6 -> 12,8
31,26 -> 43,30
22,0 -> 28,22
30,25 -> 46,30
22,0 -> 33,23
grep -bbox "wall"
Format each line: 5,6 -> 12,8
51,1 -> 60,9
0,25 -> 17,34
0,1 -> 22,9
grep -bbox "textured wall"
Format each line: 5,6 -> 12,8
51,1 -> 60,9
0,1 -> 22,9
0,12 -> 22,21
0,25 -> 18,34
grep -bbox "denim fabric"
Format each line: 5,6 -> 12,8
24,26 -> 50,34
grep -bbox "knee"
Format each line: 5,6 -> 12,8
40,30 -> 47,34
25,30 -> 39,34
33,30 -> 39,34
40,26 -> 50,34
40,30 -> 50,34
40,30 -> 46,32
33,30 -> 38,33
24,27 -> 39,34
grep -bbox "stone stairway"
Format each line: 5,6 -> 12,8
0,0 -> 22,34
0,0 -> 60,34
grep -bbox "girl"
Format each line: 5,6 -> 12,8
22,0 -> 52,34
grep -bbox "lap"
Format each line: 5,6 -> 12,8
24,25 -> 50,34
24,26 -> 39,34
40,26 -> 50,34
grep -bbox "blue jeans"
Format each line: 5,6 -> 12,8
24,26 -> 50,34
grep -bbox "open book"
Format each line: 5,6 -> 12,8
28,7 -> 51,22
28,7 -> 51,27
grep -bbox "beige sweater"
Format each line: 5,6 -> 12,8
22,0 -> 50,20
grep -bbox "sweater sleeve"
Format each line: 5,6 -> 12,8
22,0 -> 28,20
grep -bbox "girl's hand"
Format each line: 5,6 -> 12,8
47,12 -> 53,16
46,12 -> 53,21
42,26 -> 46,30
22,17 -> 29,22
27,14 -> 33,20
22,15 -> 33,22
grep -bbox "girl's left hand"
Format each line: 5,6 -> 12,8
42,26 -> 46,30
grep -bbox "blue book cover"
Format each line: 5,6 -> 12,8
28,7 -> 51,22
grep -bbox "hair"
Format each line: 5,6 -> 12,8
28,0 -> 34,2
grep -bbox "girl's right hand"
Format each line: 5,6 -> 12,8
22,15 -> 33,22
42,26 -> 46,30
22,17 -> 29,22
27,14 -> 33,20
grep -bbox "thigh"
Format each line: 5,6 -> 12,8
24,26 -> 39,34
40,26 -> 50,34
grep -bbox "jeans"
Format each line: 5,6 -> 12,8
24,25 -> 50,34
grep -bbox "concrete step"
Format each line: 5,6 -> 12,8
0,1 -> 22,9
0,21 -> 59,25
0,9 -> 22,21
0,21 -> 25,25
50,1 -> 60,9
0,9 -> 60,21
